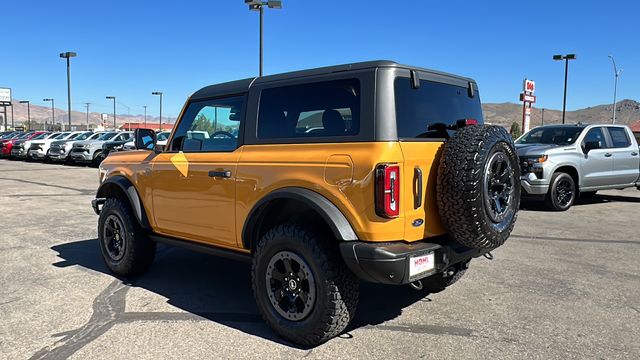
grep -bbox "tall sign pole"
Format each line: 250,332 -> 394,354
520,79 -> 536,133
0,87 -> 12,130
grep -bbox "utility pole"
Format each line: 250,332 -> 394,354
245,1 -> 282,76
152,92 -> 163,131
43,98 -> 55,131
84,103 -> 91,130
106,96 -> 116,130
541,108 -> 545,126
143,105 -> 147,128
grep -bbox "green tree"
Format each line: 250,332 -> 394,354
509,122 -> 522,139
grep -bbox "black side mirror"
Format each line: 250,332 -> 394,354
584,140 -> 601,153
134,129 -> 157,150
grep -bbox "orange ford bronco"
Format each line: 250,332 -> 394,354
92,61 -> 520,346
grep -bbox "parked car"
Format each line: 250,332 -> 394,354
92,61 -> 521,346
70,131 -> 133,166
0,132 -> 30,157
28,131 -> 86,162
516,124 -> 640,210
11,132 -> 54,159
49,131 -> 98,163
2,132 -> 47,158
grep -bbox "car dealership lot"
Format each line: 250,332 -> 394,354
1,160 -> 638,360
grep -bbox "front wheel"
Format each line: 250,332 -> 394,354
98,198 -> 156,276
545,172 -> 575,211
252,223 -> 358,346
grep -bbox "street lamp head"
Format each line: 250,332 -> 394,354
59,51 -> 77,58
566,54 -> 576,60
43,98 -> 53,102
152,92 -> 163,96
106,96 -> 115,100
19,100 -> 29,104
267,1 -> 282,9
552,54 -> 563,61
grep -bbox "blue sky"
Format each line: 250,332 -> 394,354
2,0 -> 639,118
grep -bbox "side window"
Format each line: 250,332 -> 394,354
257,79 -> 360,140
170,96 -> 244,152
607,127 -> 631,148
583,127 -> 606,148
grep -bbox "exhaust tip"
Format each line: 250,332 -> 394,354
409,280 -> 423,291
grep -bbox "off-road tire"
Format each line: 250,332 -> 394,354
437,125 -> 520,249
98,198 -> 156,276
252,223 -> 358,346
545,172 -> 575,211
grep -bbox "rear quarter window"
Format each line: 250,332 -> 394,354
608,127 -> 631,148
394,77 -> 484,139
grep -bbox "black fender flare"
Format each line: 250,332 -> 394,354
242,187 -> 358,249
95,176 -> 151,230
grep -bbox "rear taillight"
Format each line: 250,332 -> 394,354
375,164 -> 400,218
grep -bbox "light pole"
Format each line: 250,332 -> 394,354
143,105 -> 148,128
245,0 -> 282,76
60,52 -> 77,131
552,54 -> 576,124
84,102 -> 91,130
152,92 -> 163,131
19,100 -> 31,130
43,98 -> 55,131
608,55 -> 622,124
106,96 -> 116,130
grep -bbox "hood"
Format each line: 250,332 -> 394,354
516,143 -> 561,156
52,139 -> 75,145
74,140 -> 106,147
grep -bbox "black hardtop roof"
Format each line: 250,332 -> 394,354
191,60 -> 476,101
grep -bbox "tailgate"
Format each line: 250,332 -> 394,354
399,141 -> 446,241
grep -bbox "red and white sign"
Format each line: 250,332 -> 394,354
409,253 -> 435,277
523,79 -> 536,94
520,93 -> 536,103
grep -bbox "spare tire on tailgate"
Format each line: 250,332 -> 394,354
436,125 -> 520,249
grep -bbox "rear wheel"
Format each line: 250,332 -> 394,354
252,223 -> 358,346
545,172 -> 575,211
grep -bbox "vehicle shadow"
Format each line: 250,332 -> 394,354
520,192 -> 640,211
51,239 -> 430,348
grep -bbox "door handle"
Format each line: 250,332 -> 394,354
414,167 -> 423,209
208,170 -> 232,178
604,153 -> 612,157
632,152 -> 638,156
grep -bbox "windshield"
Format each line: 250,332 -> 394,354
74,132 -> 94,141
32,133 -> 48,140
17,133 -> 30,139
516,126 -> 585,145
46,133 -> 60,139
55,132 -> 71,139
96,132 -> 117,141
157,132 -> 171,141
88,133 -> 102,140
1,132 -> 17,139
394,77 -> 484,139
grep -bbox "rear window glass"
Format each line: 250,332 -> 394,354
257,79 -> 360,140
608,127 -> 631,148
394,77 -> 483,139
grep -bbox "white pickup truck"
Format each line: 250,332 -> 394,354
516,124 -> 640,210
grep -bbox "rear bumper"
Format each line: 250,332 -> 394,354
340,239 -> 487,285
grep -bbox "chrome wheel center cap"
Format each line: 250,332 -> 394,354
288,280 -> 297,290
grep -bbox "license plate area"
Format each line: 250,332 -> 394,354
408,252 -> 436,281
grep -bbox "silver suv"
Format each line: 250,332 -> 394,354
49,131 -> 97,163
516,124 -> 640,210
70,131 -> 133,166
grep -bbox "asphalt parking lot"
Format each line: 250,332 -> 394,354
1,159 -> 639,360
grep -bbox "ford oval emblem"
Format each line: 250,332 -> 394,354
412,219 -> 424,227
